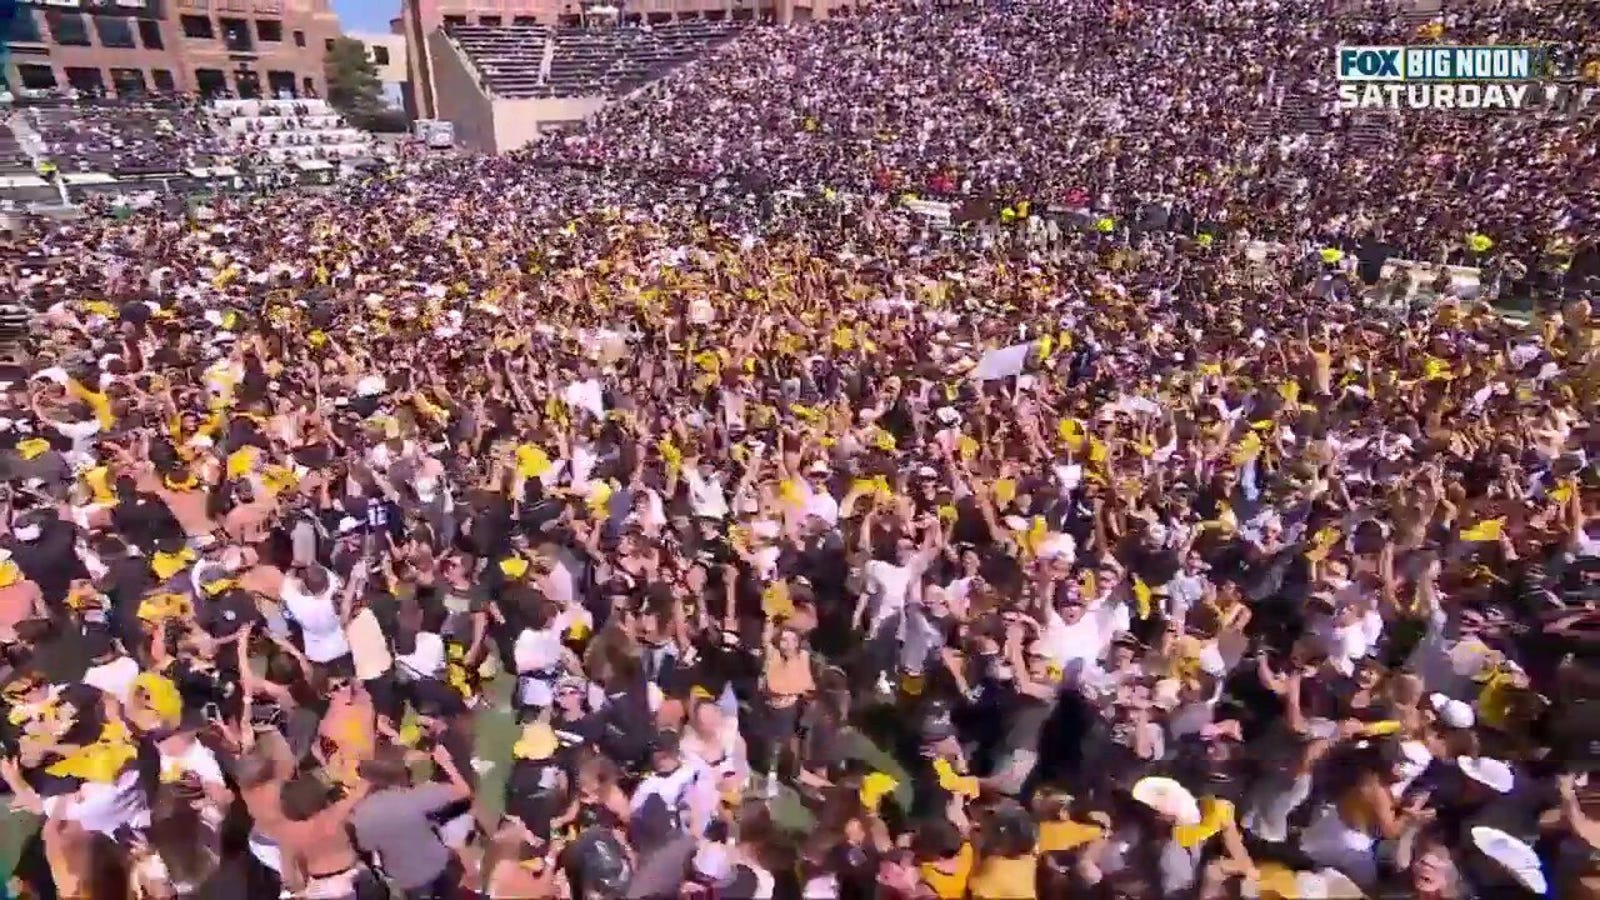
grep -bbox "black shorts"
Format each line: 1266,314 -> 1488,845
314,653 -> 357,681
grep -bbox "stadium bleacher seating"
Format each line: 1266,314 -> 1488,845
25,100 -> 221,176
211,98 -> 383,164
0,122 -> 33,176
451,24 -> 554,99
13,94 -> 385,180
452,21 -> 744,100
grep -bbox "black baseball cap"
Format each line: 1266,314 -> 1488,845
648,729 -> 681,756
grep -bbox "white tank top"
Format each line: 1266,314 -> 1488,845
280,577 -> 349,663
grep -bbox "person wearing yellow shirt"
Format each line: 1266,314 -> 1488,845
1035,790 -> 1112,892
913,818 -> 974,899
969,850 -> 1036,899
967,801 -> 1041,899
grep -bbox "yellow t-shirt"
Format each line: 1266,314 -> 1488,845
919,842 -> 974,899
1037,819 -> 1106,852
968,853 -> 1037,899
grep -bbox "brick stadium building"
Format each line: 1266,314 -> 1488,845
403,0 -> 849,122
2,0 -> 341,99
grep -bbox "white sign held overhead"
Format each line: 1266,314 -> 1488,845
971,341 -> 1036,381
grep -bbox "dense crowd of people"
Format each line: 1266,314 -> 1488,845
15,94 -> 382,177
551,0 -> 1598,265
3,0 -> 1600,898
216,100 -> 384,166
25,99 -> 223,175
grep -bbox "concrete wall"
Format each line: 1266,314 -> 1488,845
348,30 -> 410,110
426,28 -> 498,150
427,30 -> 605,152
490,95 -> 604,152
348,31 -> 409,83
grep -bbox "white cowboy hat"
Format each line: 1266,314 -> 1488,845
1430,693 -> 1475,729
1457,756 -> 1514,794
1131,776 -> 1201,825
1470,826 -> 1545,894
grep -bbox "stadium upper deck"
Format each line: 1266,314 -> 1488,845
448,19 -> 743,100
400,0 -> 853,117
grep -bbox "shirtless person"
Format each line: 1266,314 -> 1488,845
283,773 -> 377,898
236,745 -> 376,899
234,747 -> 294,886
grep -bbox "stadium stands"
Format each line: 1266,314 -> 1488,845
451,24 -> 555,99
451,21 -> 744,100
540,0 -> 1599,264
7,94 -> 385,185
24,100 -> 221,176
211,98 -> 384,165
0,121 -> 32,177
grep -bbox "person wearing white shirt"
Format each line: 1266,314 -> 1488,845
804,489 -> 840,527
942,545 -> 985,616
394,630 -> 446,682
683,464 -> 730,519
1408,597 -> 1475,701
680,702 -> 750,790
568,440 -> 599,492
863,556 -> 920,634
158,731 -> 229,789
629,734 -> 716,836
39,769 -> 150,836
857,516 -> 939,636
798,461 -> 840,526
539,553 -> 580,609
40,414 -> 102,454
740,522 -> 784,582
347,604 -> 394,683
81,638 -> 140,704
1163,554 -> 1210,626
1310,597 -> 1384,677
622,487 -> 668,536
1040,586 -> 1127,681
279,565 -> 351,666
513,603 -> 589,709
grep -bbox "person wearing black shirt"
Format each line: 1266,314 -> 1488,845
196,584 -> 261,646
550,675 -> 603,757
504,723 -> 568,841
596,655 -> 654,772
8,507 -> 86,607
168,633 -> 243,723
907,702 -> 965,821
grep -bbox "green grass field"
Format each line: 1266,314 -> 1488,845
468,675 -> 911,834
0,676 -> 909,890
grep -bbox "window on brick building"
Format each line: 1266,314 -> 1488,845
180,14 -> 215,39
46,11 -> 93,46
137,18 -> 164,49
